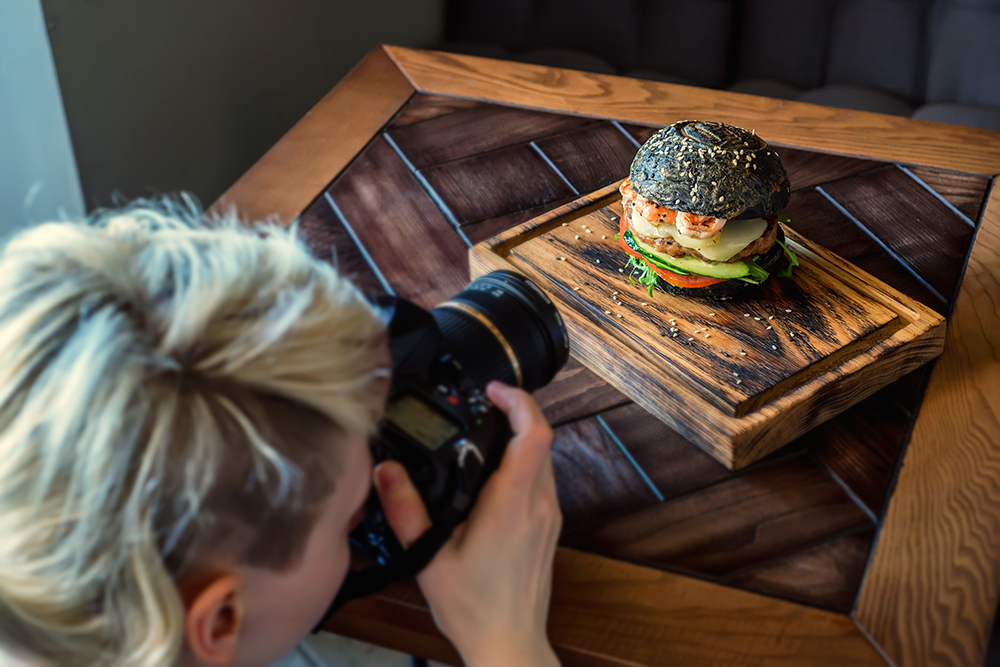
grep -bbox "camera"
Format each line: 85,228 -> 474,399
315,270 -> 569,624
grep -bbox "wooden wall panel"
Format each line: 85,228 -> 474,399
774,147 -> 885,192
905,166 -> 991,223
533,122 -> 637,193
388,93 -> 480,128
298,196 -> 385,299
327,136 -> 469,308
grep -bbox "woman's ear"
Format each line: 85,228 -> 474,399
184,573 -> 245,666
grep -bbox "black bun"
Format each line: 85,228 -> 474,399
658,225 -> 788,300
630,120 -> 790,220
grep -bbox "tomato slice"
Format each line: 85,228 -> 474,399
617,214 -> 726,288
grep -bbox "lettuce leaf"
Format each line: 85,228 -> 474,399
775,238 -> 800,278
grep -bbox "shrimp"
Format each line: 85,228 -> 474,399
619,178 -> 677,225
675,211 -> 727,239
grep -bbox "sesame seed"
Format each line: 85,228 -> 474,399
604,310 -> 611,315
596,259 -> 601,264
790,332 -> 795,338
723,352 -> 730,357
602,234 -> 607,239
753,164 -> 757,169
618,268 -> 624,273
736,379 -> 742,385
766,325 -> 772,330
704,334 -> 711,338
616,314 -> 623,318
582,225 -> 588,228
556,257 -> 566,261
642,302 -> 648,306
719,196 -> 724,202
613,291 -> 618,295
785,309 -> 792,313
709,312 -> 716,316
740,350 -> 747,356
672,333 -> 678,337
744,313 -> 750,317
754,317 -> 760,321
772,345 -> 777,350
732,160 -> 738,166
575,234 -> 580,239
572,287 -> 581,291
711,181 -> 717,186
768,316 -> 774,320
732,372 -> 739,376
688,337 -> 694,342
680,171 -> 686,177
586,229 -> 592,234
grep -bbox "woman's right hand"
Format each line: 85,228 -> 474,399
374,381 -> 562,667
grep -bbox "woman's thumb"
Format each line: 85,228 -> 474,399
374,461 -> 433,549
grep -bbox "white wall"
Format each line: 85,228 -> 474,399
0,0 -> 85,235
40,0 -> 445,211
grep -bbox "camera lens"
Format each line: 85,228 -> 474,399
431,271 -> 569,393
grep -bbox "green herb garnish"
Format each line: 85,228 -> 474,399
775,238 -> 799,278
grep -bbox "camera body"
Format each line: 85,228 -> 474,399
316,271 -> 568,625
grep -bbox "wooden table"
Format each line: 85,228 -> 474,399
214,47 -> 1000,667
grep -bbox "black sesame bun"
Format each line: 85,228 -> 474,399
630,120 -> 790,220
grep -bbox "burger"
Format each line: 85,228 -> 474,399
617,120 -> 798,298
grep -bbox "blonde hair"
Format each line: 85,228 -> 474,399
0,199 -> 387,666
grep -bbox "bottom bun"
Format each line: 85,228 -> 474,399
658,225 -> 788,300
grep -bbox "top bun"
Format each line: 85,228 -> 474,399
629,120 -> 790,220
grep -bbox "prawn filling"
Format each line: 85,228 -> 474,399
619,178 -> 726,238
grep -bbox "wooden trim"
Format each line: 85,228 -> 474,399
327,548 -> 885,666
384,47 -> 1000,177
855,185 -> 1000,666
210,47 -> 415,225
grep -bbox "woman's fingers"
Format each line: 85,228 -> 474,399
374,460 -> 432,549
486,382 -> 554,489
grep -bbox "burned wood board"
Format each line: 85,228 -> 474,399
471,182 -> 947,469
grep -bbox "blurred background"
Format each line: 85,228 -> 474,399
2,0 -> 998,234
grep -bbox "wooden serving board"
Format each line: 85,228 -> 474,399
471,182 -> 947,469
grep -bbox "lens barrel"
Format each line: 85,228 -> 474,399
431,271 -> 569,393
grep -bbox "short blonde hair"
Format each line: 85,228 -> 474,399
0,199 -> 387,666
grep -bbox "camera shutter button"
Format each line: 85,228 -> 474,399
454,439 -> 485,468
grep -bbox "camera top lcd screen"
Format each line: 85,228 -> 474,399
385,392 -> 461,451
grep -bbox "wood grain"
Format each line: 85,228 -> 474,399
533,122 -> 637,193
905,166 -> 991,223
328,136 -> 469,308
533,357 -> 631,427
855,189 -> 1000,666
420,143 -> 577,224
564,455 -> 872,577
774,147 -> 885,192
387,47 -> 1000,176
725,527 -> 875,612
596,402 -> 736,501
782,188 -> 948,312
460,195 -> 581,245
388,92 -> 480,127
297,195 -> 385,299
386,103 -> 593,168
551,417 -> 660,534
211,48 -> 414,224
820,166 -> 977,302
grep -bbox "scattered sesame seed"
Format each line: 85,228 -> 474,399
602,235 -> 607,239
732,372 -> 739,377
772,345 -> 777,350
596,259 -> 601,264
618,268 -> 624,273
613,291 -> 618,295
604,310 -> 611,315
732,160 -> 738,166
736,379 -> 742,385
575,234 -> 581,239
711,181 -> 717,186
719,196 -> 724,202
790,332 -> 795,338
561,222 -> 569,226
586,229 -> 592,234
572,287 -> 580,291
785,309 -> 792,313
705,334 -> 711,338
641,302 -> 648,306
744,313 -> 750,317
768,315 -> 774,320
556,257 -> 566,261
582,224 -> 588,228
722,352 -> 730,357
616,314 -> 623,318
766,325 -> 772,330
688,337 -> 694,342
754,317 -> 760,321
672,333 -> 678,337
753,164 -> 757,169
709,312 -> 716,316
740,350 -> 747,356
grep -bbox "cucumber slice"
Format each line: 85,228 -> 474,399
628,232 -> 750,280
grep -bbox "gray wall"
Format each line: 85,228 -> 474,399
41,0 -> 445,211
0,0 -> 84,235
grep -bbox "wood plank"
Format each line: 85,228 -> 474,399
905,166 -> 991,223
619,123 -> 657,145
420,144 -> 576,224
564,455 -> 873,577
297,196 -> 385,299
328,136 -> 469,309
386,103 -> 593,168
211,48 -> 414,224
820,166 -> 977,302
461,195 -> 580,245
387,47 -> 1000,176
552,417 -> 660,534
331,548 -> 886,667
533,122 -> 637,193
533,357 -> 630,427
855,189 -> 1000,666
725,528 -> 875,612
782,188 -> 948,312
774,147 -> 885,192
596,403 -> 735,501
389,93 -> 481,127
805,394 -> 911,517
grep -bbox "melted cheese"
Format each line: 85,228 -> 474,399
628,209 -> 768,262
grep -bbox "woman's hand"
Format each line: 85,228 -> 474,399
374,381 -> 562,667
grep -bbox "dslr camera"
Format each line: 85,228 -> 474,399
316,270 -> 568,623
